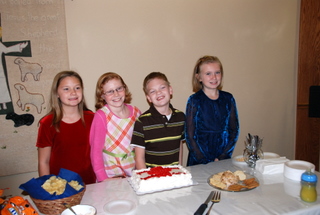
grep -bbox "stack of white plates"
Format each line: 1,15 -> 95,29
283,160 -> 315,181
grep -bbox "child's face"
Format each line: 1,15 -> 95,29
146,78 -> 172,109
57,76 -> 83,109
101,78 -> 126,108
197,62 -> 222,91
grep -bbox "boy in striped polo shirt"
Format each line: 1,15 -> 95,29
131,72 -> 185,169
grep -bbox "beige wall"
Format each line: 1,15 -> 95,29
64,0 -> 300,164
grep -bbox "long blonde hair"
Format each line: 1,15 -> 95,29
95,72 -> 132,110
192,55 -> 224,92
45,71 -> 89,131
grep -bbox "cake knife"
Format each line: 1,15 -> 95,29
194,191 -> 214,215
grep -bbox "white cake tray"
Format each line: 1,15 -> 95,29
127,178 -> 198,195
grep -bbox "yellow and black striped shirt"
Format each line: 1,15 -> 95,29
131,104 -> 185,167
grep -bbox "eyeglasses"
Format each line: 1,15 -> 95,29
103,86 -> 125,96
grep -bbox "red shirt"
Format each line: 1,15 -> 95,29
36,111 -> 96,184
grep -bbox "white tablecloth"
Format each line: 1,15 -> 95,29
79,159 -> 320,215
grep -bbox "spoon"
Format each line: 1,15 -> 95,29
63,203 -> 77,215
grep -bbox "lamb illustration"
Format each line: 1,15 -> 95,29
14,57 -> 43,82
14,83 -> 45,114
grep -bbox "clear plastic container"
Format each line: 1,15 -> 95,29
300,170 -> 318,202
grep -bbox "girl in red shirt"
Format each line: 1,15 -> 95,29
36,71 -> 96,184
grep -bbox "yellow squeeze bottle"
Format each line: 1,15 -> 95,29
300,170 -> 317,203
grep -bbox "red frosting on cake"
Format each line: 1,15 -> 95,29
137,166 -> 185,180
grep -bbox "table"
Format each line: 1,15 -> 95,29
79,159 -> 320,215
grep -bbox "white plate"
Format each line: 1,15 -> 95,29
103,200 -> 136,215
263,152 -> 281,159
208,173 -> 259,192
232,152 -> 280,167
61,205 -> 97,215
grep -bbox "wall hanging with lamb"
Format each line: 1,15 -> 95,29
14,83 -> 45,114
14,57 -> 43,82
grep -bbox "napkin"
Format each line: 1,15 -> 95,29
256,157 -> 289,175
19,168 -> 84,200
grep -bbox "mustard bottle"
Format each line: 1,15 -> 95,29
300,170 -> 317,203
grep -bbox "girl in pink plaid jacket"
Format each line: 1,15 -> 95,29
90,72 -> 141,182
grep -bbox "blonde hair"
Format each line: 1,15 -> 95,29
192,55 -> 224,92
143,72 -> 170,95
46,71 -> 89,131
94,72 -> 132,110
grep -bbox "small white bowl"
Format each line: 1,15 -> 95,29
284,160 -> 315,181
232,152 -> 280,167
61,205 -> 97,215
